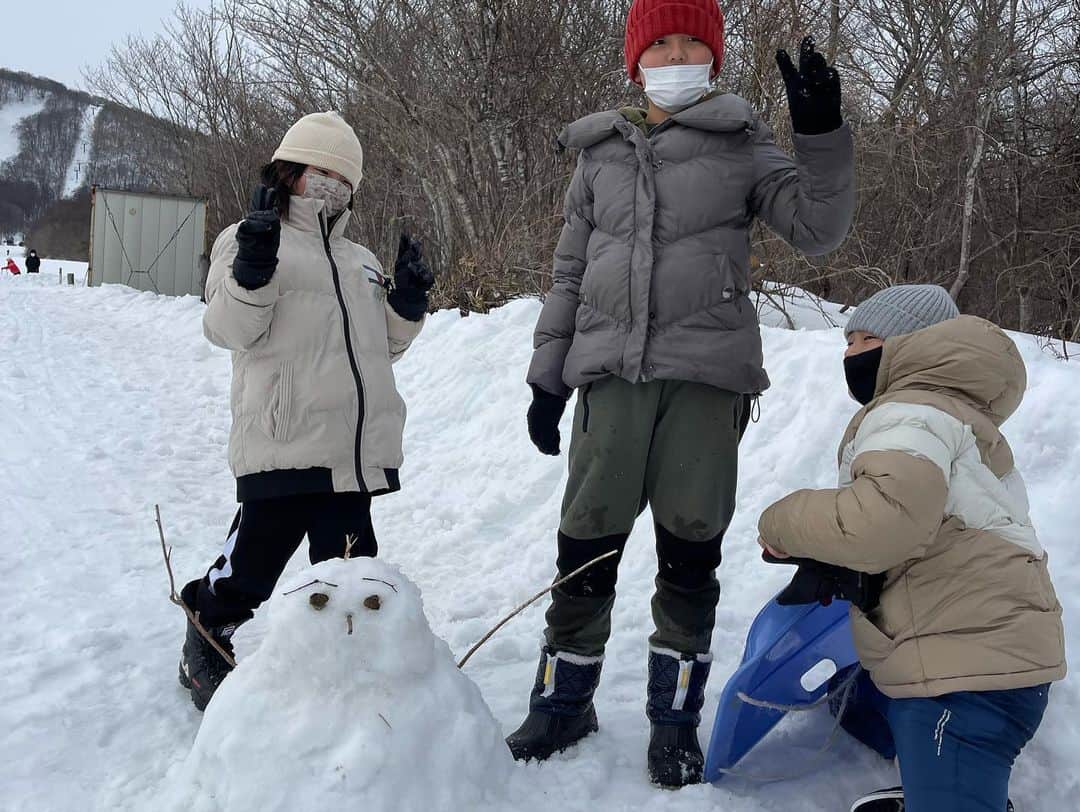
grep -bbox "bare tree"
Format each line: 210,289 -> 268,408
86,0 -> 1080,341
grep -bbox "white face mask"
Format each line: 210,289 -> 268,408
302,172 -> 352,216
639,61 -> 713,113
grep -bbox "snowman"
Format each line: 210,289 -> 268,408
163,558 -> 512,811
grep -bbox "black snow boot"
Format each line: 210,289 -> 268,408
850,788 -> 1015,811
178,616 -> 237,712
506,647 -> 602,762
646,647 -> 712,788
178,579 -> 241,712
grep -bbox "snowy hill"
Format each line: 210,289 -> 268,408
0,69 -> 186,237
1,271 -> 1076,811
0,72 -> 102,219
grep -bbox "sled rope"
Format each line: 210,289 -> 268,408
712,665 -> 863,783
734,690 -> 832,712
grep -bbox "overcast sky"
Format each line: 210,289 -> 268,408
5,1 -> 212,91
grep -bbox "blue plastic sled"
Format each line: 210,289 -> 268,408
703,594 -> 859,783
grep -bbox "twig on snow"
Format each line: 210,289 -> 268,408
282,579 -> 340,596
457,549 -> 620,669
156,504 -> 237,669
361,577 -> 398,593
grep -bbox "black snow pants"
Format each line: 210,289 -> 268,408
182,492 -> 377,628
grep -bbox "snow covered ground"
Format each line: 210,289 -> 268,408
1,270 -> 1076,811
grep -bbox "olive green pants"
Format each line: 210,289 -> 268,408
545,376 -> 747,657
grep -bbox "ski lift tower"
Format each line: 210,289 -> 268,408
88,187 -> 208,297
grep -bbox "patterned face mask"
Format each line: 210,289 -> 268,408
302,171 -> 352,216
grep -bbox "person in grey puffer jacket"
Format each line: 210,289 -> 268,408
508,0 -> 855,787
177,112 -> 433,712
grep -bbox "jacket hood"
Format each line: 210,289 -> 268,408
877,316 -> 1027,426
558,93 -> 753,150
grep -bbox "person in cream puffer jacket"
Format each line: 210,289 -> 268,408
176,112 -> 433,712
758,285 -> 1065,812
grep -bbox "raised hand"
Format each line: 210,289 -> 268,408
232,184 -> 281,290
393,233 -> 435,293
388,232 -> 434,321
775,36 -> 843,136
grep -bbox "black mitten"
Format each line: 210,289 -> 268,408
527,384 -> 568,456
764,551 -> 884,612
776,36 -> 843,136
232,185 -> 280,290
387,233 -> 434,321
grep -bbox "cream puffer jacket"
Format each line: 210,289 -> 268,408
203,197 -> 423,501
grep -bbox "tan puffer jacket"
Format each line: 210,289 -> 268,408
203,197 -> 423,501
759,316 -> 1066,698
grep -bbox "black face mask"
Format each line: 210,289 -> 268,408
844,346 -> 884,405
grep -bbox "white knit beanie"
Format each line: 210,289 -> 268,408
846,284 -> 959,339
272,112 -> 364,189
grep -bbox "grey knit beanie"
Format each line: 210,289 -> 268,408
845,285 -> 959,339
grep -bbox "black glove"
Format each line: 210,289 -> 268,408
776,36 -> 843,136
387,233 -> 434,322
232,185 -> 280,290
763,550 -> 884,612
527,384 -> 568,456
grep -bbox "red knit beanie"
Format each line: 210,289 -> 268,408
624,0 -> 725,85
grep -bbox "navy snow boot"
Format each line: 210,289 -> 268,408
506,647 -> 602,762
646,647 -> 712,788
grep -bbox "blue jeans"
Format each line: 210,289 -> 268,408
833,670 -> 1050,811
887,685 -> 1049,811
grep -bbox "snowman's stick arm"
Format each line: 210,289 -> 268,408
456,549 -> 619,669
156,504 -> 238,669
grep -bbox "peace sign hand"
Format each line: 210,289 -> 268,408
776,36 -> 843,136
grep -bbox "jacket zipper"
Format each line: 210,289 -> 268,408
615,119 -> 655,381
581,383 -> 592,433
321,217 -> 368,492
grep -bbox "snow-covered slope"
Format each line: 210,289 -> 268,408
0,93 -> 48,164
1,274 -> 1076,811
62,104 -> 102,197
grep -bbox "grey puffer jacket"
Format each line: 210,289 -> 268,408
203,197 -> 423,501
527,93 -> 855,398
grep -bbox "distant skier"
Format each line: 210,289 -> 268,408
758,285 -> 1066,811
4,258 -> 20,275
177,111 -> 434,712
510,0 -> 855,787
25,249 -> 40,273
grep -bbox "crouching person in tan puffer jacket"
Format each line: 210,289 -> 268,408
758,285 -> 1066,812
177,112 -> 433,712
